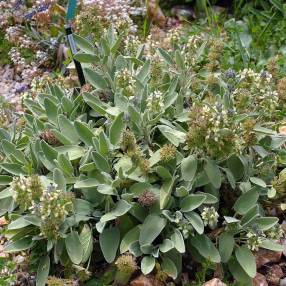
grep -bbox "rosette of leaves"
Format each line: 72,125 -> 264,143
0,27 -> 285,285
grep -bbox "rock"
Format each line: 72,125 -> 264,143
171,5 -> 196,20
0,244 -> 7,258
181,273 -> 189,285
280,277 -> 286,286
255,248 -> 282,268
253,273 -> 268,286
146,0 -> 166,28
266,265 -> 284,286
282,238 -> 286,256
0,217 -> 8,226
212,5 -> 227,14
130,275 -> 164,286
203,278 -> 227,286
2,65 -> 14,80
14,255 -> 25,264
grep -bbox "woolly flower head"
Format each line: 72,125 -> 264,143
186,34 -> 204,50
121,129 -> 137,153
138,191 -> 157,207
246,231 -> 263,251
38,188 -> 74,222
124,35 -> 141,56
187,102 -> 243,159
265,224 -> 284,240
11,175 -> 44,211
36,186 -> 74,240
40,129 -> 60,146
201,207 -> 219,229
115,254 -> 137,274
146,91 -> 164,113
224,68 -> 236,79
160,144 -> 176,162
116,68 -> 136,98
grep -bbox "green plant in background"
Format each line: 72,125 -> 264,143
0,257 -> 16,286
0,23 -> 286,285
0,96 -> 14,129
0,31 -> 13,65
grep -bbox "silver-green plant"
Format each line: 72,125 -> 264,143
0,26 -> 285,285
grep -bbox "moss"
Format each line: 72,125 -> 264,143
0,30 -> 13,65
19,47 -> 35,63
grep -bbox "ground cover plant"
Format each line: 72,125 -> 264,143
1,1 -> 286,286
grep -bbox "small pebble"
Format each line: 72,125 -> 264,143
280,278 -> 286,286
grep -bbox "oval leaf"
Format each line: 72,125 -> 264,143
65,231 -> 84,265
36,256 -> 50,286
141,256 -> 155,275
99,227 -> 120,263
235,245 -> 256,278
181,155 -> 197,182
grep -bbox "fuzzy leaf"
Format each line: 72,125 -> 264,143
99,227 -> 120,263
181,155 -> 197,182
170,229 -> 185,253
53,168 -> 66,191
180,194 -> 206,212
228,257 -> 252,284
80,225 -> 93,264
109,112 -> 125,145
191,234 -> 221,263
65,231 -> 84,265
74,121 -> 94,146
204,159 -> 221,189
120,226 -> 140,253
74,34 -> 94,53
92,151 -> 110,173
235,245 -> 256,278
255,217 -> 279,231
260,239 -> 283,252
139,215 -> 166,246
219,233 -> 234,262
36,256 -> 50,286
161,257 -> 178,279
158,125 -> 186,147
84,68 -> 108,89
186,212 -> 204,234
4,238 -> 33,253
141,256 -> 155,275
234,188 -> 259,215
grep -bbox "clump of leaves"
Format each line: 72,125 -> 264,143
0,26 -> 285,286
0,30 -> 12,65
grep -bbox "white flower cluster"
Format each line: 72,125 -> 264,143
265,224 -> 284,240
234,69 -> 279,114
20,35 -> 34,49
186,34 -> 204,51
36,50 -> 49,64
116,68 -> 136,98
166,27 -> 182,46
204,104 -> 243,151
146,91 -> 164,113
246,231 -> 263,251
124,35 -> 141,56
0,1 -> 27,28
11,175 -> 43,211
82,0 -> 145,33
8,47 -> 25,66
5,26 -> 22,43
5,26 -> 34,49
246,224 -> 284,251
201,207 -> 219,229
145,35 -> 161,59
37,189 -> 73,221
180,34 -> 206,67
